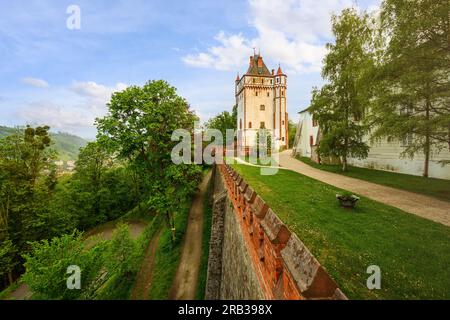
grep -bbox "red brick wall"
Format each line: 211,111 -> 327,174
219,164 -> 347,300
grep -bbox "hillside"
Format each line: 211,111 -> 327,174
0,126 -> 88,161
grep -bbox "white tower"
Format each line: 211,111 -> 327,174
235,53 -> 288,154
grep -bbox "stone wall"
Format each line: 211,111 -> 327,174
205,164 -> 347,300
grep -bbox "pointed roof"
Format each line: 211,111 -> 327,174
276,64 -> 284,75
246,54 -> 272,76
236,73 -> 240,82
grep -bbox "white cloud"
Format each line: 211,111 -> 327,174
21,77 -> 50,88
71,81 -> 128,101
17,101 -> 92,129
183,32 -> 252,71
16,81 -> 129,137
182,0 -> 374,73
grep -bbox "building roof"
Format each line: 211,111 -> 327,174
298,107 -> 311,114
246,54 -> 272,76
276,65 -> 284,75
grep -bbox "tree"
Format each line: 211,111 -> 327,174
22,231 -> 104,300
310,8 -> 374,171
288,120 -> 297,148
71,142 -> 113,228
0,239 -> 17,286
96,80 -> 201,241
256,129 -> 273,157
0,126 -> 56,284
204,105 -> 237,140
369,0 -> 450,177
104,223 -> 139,278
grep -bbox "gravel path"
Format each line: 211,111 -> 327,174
168,171 -> 211,300
236,151 -> 450,227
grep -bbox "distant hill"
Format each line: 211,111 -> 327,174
0,126 -> 88,161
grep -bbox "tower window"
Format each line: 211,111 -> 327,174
282,120 -> 285,125
260,105 -> 265,111
249,122 -> 252,129
260,122 -> 265,129
267,92 -> 270,97
253,78 -> 256,84
282,91 -> 284,96
255,91 -> 258,96
276,78 -> 279,84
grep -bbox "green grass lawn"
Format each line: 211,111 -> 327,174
232,164 -> 450,300
298,156 -> 450,202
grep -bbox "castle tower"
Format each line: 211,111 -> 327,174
235,53 -> 288,153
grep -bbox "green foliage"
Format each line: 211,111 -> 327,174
22,231 -> 104,300
0,239 -> 17,285
255,129 -> 273,156
204,105 -> 237,140
148,199 -> 190,299
104,223 -> 139,278
369,0 -> 450,177
310,8 -> 374,171
0,126 -> 57,286
288,120 -> 297,148
0,126 -> 87,161
96,80 -> 202,237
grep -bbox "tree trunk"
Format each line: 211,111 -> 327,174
423,98 -> 431,178
7,271 -> 13,286
342,155 -> 348,172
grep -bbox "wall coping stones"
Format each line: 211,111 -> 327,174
218,164 -> 347,300
281,233 -> 345,299
239,181 -> 248,193
244,185 -> 256,203
260,209 -> 291,244
251,195 -> 269,219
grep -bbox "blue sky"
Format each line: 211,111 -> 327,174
0,0 -> 380,139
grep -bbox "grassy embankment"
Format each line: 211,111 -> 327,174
232,164 -> 450,299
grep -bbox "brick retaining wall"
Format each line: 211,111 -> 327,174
215,163 -> 347,300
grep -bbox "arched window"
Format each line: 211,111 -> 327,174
249,122 -> 252,129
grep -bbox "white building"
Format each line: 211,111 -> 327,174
293,109 -> 450,180
236,53 -> 288,152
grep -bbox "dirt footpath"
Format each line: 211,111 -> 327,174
168,171 -> 212,300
